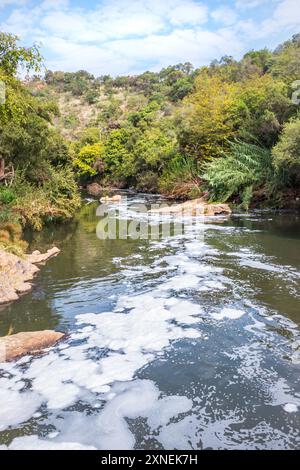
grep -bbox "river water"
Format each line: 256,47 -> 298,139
0,194 -> 299,449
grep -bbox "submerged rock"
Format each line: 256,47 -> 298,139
0,247 -> 60,305
150,198 -> 232,216
0,330 -> 65,362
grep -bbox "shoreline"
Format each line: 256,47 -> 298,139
0,247 -> 60,306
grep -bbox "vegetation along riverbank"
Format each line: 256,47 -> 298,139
0,31 -> 300,258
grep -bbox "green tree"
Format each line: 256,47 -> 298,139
73,143 -> 105,178
272,118 -> 300,185
0,32 -> 42,76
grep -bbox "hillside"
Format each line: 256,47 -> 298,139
1,32 -> 300,256
25,34 -> 300,207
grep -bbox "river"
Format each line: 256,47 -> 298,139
0,193 -> 299,449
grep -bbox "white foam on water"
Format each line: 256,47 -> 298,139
0,386 -> 42,431
157,415 -> 200,450
0,287 -> 202,436
211,308 -> 245,320
239,258 -> 283,273
147,395 -> 193,428
158,274 -> 200,291
1,211 -> 299,450
269,378 -> 300,409
283,403 -> 298,413
8,436 -> 97,450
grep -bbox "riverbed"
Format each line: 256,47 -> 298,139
0,194 -> 299,449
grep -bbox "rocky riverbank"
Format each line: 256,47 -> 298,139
0,247 -> 60,305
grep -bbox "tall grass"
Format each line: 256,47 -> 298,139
158,155 -> 201,199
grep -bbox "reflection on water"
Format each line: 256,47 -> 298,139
0,195 -> 299,449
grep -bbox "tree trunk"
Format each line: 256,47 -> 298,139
0,157 -> 5,179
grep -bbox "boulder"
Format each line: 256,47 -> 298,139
86,182 -> 103,197
0,247 -> 60,304
0,330 -> 65,362
150,198 -> 232,217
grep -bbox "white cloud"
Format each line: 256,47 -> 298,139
259,0 -> 300,35
236,0 -> 300,38
41,26 -> 244,76
211,6 -> 238,25
39,0 -> 70,10
235,0 -> 278,8
0,0 -> 298,76
0,0 -> 27,9
168,1 -> 208,26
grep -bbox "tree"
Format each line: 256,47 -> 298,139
272,119 -> 300,185
177,73 -> 241,161
0,32 -> 42,76
0,32 -> 43,180
73,143 -> 105,178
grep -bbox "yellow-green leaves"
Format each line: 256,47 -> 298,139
73,143 -> 105,177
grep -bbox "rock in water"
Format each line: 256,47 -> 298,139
149,199 -> 232,216
26,247 -> 60,264
100,195 -> 122,203
0,330 -> 65,362
0,247 -> 60,304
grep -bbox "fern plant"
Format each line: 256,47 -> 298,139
202,141 -> 274,209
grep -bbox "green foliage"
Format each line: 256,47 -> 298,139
0,187 -> 16,204
0,33 -> 80,249
4,32 -> 298,214
12,167 -> 81,230
272,118 -> 300,185
103,128 -> 132,180
0,32 -> 41,76
73,142 -> 104,178
203,142 -> 273,209
158,155 -> 201,199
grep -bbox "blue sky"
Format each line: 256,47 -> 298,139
0,0 -> 299,76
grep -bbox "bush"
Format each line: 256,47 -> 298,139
10,168 -> 81,230
158,155 -> 201,199
0,187 -> 16,204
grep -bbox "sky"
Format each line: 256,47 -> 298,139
0,0 -> 299,76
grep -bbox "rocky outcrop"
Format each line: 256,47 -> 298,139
86,182 -> 103,197
0,330 -> 65,362
0,247 -> 60,305
149,199 -> 232,217
27,247 -> 60,264
100,195 -> 122,203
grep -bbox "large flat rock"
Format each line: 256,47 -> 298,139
0,330 -> 65,362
